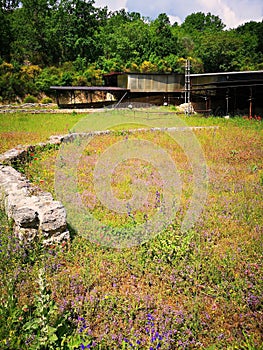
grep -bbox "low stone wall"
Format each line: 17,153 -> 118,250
0,135 -> 69,245
0,103 -> 95,114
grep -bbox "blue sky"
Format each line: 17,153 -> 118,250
94,0 -> 262,28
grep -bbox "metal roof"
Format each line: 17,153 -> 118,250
50,86 -> 129,92
191,70 -> 263,77
103,70 -> 263,77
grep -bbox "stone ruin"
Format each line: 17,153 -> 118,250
0,135 -> 69,245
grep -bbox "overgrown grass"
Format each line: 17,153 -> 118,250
0,112 -> 84,153
0,109 -> 262,349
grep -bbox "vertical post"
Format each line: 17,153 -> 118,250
205,95 -> 210,116
55,90 -> 60,108
70,90 -> 74,108
184,59 -> 191,114
234,88 -> 237,116
249,87 -> 253,117
225,88 -> 231,116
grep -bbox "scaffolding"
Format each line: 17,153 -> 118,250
184,59 -> 191,114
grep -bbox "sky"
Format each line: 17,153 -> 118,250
94,0 -> 263,29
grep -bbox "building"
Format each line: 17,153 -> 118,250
50,70 -> 263,116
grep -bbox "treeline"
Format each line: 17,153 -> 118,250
0,0 -> 263,101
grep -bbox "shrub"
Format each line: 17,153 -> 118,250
72,75 -> 88,86
35,67 -> 61,94
23,95 -> 38,103
139,60 -> 158,73
20,65 -> 42,79
60,72 -> 74,86
40,97 -> 53,104
0,61 -> 14,74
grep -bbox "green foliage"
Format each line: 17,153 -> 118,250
181,12 -> 225,33
0,209 -> 78,349
60,72 -> 74,86
23,94 -> 38,103
195,30 -> 259,72
22,267 -> 72,349
139,60 -> 159,73
40,96 -> 53,104
36,66 -> 60,94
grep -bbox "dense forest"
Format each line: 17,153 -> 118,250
0,0 -> 263,102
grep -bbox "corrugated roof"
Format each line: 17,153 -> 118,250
191,70 -> 263,77
50,86 -> 129,91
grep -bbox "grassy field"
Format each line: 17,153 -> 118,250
0,109 -> 262,349
0,112 -> 84,153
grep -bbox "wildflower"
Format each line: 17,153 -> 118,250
155,191 -> 161,208
147,314 -> 154,321
80,344 -> 91,349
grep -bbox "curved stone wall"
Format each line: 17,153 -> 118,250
0,135 -> 69,245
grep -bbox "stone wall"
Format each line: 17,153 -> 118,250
0,135 -> 69,245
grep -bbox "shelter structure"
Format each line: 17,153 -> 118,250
190,70 -> 263,116
50,70 -> 263,116
103,72 -> 185,106
49,85 -> 129,109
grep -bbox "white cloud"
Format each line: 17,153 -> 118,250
95,0 -> 263,28
94,0 -> 127,12
197,0 -> 262,28
168,15 -> 182,25
197,0 -> 237,28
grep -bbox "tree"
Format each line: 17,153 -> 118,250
54,0 -> 105,63
236,20 -> 263,58
9,0 -> 106,65
10,0 -> 59,65
195,30 -> 258,72
148,13 -> 178,58
96,10 -> 150,69
0,0 -> 19,60
181,12 -> 225,33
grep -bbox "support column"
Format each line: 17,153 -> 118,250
225,89 -> 230,116
249,87 -> 253,117
55,90 -> 60,107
